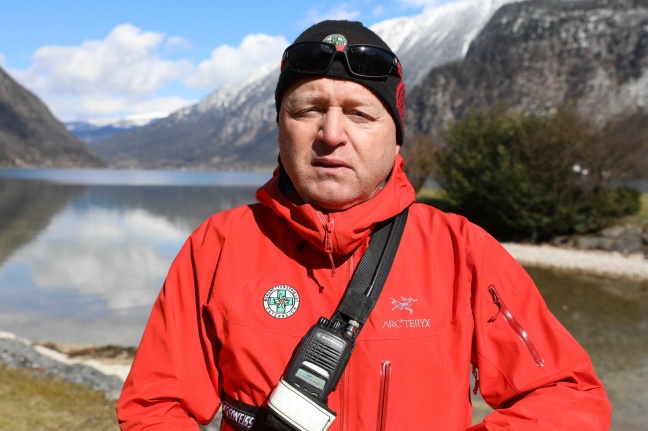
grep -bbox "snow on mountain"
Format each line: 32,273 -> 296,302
407,0 -> 648,135
96,0 -> 520,170
66,114 -> 165,144
373,0 -> 518,87
172,63 -> 277,121
170,0 -> 518,127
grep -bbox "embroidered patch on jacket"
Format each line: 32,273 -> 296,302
263,285 -> 300,318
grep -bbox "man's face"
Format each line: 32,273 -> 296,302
278,77 -> 399,211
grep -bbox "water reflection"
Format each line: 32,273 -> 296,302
0,176 -> 261,345
0,179 -> 83,265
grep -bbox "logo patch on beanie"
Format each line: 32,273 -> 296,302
323,34 -> 347,46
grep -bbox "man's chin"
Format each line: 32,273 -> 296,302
307,192 -> 366,212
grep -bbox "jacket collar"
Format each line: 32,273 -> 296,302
256,154 -> 415,255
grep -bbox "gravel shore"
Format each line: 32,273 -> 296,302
503,242 -> 648,281
0,332 -> 125,400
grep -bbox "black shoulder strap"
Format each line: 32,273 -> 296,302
223,207 -> 410,431
330,206 -> 409,335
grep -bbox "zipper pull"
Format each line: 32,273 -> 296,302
487,285 -> 502,323
471,364 -> 480,395
487,284 -> 545,368
323,215 -> 336,276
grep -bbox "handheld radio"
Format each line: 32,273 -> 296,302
282,316 -> 357,403
266,209 -> 408,431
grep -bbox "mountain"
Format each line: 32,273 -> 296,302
0,67 -> 105,168
93,0 -> 517,171
93,63 -> 281,171
66,116 -> 161,146
66,122 -> 137,145
406,0 -> 648,135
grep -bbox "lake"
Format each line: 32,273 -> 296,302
0,169 -> 270,346
0,168 -> 646,430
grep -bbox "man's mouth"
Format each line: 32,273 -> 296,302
312,158 -> 349,169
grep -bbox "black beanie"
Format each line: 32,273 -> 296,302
275,20 -> 406,145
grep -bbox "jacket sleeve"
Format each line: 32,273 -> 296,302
466,227 -> 612,430
116,221 -> 222,430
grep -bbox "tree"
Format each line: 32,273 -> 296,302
436,105 -> 642,241
400,133 -> 440,192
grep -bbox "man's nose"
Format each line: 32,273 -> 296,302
317,109 -> 347,146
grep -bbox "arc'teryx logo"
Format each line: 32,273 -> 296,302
383,296 -> 430,330
390,296 -> 418,314
264,285 -> 300,319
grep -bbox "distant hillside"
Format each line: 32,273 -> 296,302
93,0 -> 516,170
66,116 -> 163,146
406,0 -> 648,135
66,122 -> 135,145
0,67 -> 105,168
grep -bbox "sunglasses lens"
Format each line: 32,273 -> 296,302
285,43 -> 397,77
346,46 -> 395,76
287,43 -> 334,73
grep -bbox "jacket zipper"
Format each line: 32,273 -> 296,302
376,360 -> 391,431
339,370 -> 348,431
321,213 -> 336,276
487,285 -> 545,368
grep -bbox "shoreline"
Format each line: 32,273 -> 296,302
1,242 -> 646,396
503,242 -> 648,281
0,331 -> 127,400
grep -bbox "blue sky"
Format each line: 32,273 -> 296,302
0,0 -> 460,125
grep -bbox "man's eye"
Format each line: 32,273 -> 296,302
293,107 -> 318,117
351,111 -> 372,120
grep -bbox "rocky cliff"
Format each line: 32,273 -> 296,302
406,0 -> 648,135
0,67 -> 105,168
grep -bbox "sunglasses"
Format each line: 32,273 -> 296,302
281,41 -> 401,79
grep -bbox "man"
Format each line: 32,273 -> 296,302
117,20 -> 611,430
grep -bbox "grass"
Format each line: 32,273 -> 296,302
637,193 -> 648,220
415,187 -> 446,202
0,363 -> 119,431
415,187 -> 454,212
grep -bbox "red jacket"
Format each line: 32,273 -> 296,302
117,155 -> 611,430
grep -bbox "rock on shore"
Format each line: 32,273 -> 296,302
551,221 -> 648,259
0,331 -> 125,400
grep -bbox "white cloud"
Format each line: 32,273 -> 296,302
7,206 -> 189,312
373,5 -> 386,16
165,35 -> 192,52
185,33 -> 287,89
395,0 -> 458,8
299,4 -> 362,28
14,24 -> 190,96
0,53 -> 5,66
8,23 -> 194,123
49,93 -> 194,125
